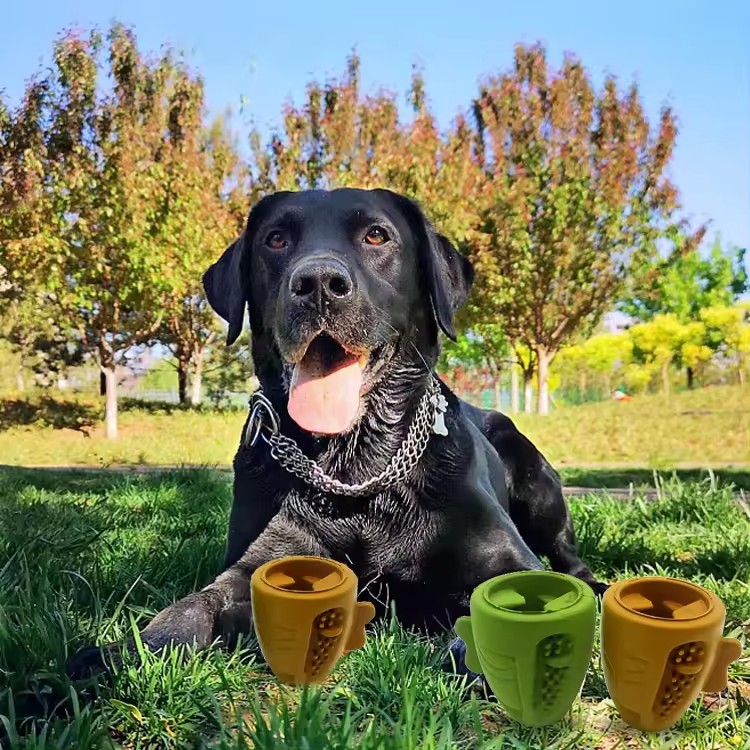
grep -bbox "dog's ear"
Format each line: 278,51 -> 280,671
391,193 -> 474,341
202,192 -> 291,345
425,231 -> 475,340
202,235 -> 247,346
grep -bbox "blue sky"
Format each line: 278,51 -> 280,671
2,0 -> 748,253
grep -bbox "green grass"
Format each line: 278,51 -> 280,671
0,467 -> 748,749
515,383 -> 750,469
558,467 -> 750,492
0,384 -> 747,469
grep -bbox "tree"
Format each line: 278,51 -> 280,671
436,332 -> 492,402
510,341 -> 536,414
152,103 -> 248,405
248,53 -> 403,193
620,233 -> 747,386
253,54 -> 484,250
475,323 -> 512,412
554,332 -> 633,402
700,304 -> 750,385
0,74 -> 77,390
202,336 -> 256,408
628,314 -> 690,395
468,43 -> 700,414
439,323 -> 511,410
0,294 -> 86,389
582,333 -> 634,397
1,25 -> 212,436
621,234 -> 748,322
552,341 -> 588,403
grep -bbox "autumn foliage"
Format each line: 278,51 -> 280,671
1,24 -> 745,435
467,44 -> 703,413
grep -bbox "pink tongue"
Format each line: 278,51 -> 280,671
288,354 -> 363,435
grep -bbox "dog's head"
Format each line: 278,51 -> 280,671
203,188 -> 474,436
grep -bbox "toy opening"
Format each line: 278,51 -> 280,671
262,557 -> 345,593
483,571 -> 583,614
616,578 -> 712,621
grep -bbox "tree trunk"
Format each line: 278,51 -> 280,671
98,338 -> 118,439
101,364 -> 118,439
536,346 -> 551,416
493,376 -> 502,412
661,362 -> 671,396
177,351 -> 190,404
15,366 -> 25,392
523,372 -> 533,414
686,367 -> 695,389
510,359 -> 519,414
189,350 -> 205,406
579,371 -> 587,402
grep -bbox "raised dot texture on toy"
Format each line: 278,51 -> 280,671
537,634 -> 574,707
653,641 -> 705,719
306,608 -> 345,677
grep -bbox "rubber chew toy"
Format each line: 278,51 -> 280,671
601,576 -> 742,732
454,571 -> 596,726
250,556 -> 375,685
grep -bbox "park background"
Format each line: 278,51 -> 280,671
1,2 -> 749,749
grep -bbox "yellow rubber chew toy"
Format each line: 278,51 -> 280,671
250,556 -> 376,685
601,576 -> 742,732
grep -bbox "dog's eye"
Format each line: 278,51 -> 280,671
265,230 -> 287,250
363,226 -> 389,246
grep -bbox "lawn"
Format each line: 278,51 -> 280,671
514,384 -> 750,469
0,384 -> 747,470
0,467 -> 748,749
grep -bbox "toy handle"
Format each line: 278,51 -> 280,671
454,616 -> 483,675
702,637 -> 742,693
343,601 -> 376,654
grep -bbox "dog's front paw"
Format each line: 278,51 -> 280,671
441,637 -> 487,689
589,580 -> 610,598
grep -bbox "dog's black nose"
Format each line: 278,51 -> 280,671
289,257 -> 354,308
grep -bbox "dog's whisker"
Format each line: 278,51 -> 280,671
409,341 -> 431,375
357,577 -> 376,597
368,583 -> 390,610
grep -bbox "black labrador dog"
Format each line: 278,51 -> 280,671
67,188 -> 605,678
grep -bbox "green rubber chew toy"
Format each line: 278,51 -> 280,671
454,571 -> 597,727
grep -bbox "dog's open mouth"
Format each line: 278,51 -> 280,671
288,334 -> 369,436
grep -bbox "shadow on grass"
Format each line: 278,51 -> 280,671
0,465 -> 129,494
568,478 -> 750,626
119,397 -> 200,416
119,396 -> 246,416
586,533 -> 750,584
0,466 -> 236,740
0,466 -> 232,598
0,394 -> 245,435
0,397 -> 98,433
560,467 -> 750,491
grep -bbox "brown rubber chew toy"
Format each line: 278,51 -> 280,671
601,576 -> 742,732
250,556 -> 376,685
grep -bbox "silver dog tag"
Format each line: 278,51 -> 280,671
431,393 -> 449,436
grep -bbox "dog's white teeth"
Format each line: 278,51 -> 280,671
358,354 -> 367,368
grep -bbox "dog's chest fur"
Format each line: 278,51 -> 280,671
282,481 -> 440,578
276,481 -> 471,630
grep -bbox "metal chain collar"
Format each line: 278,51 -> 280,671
243,377 -> 448,497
